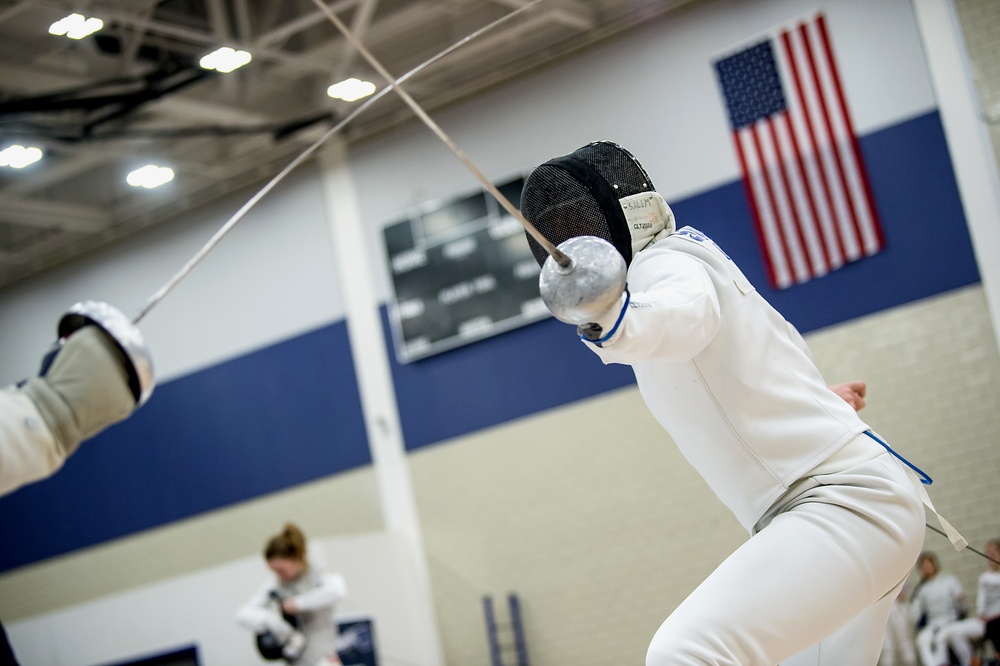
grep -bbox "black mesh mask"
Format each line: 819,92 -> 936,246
520,141 -> 655,268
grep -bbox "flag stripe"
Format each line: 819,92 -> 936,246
731,131 -> 779,288
775,112 -> 829,276
749,122 -> 795,286
807,20 -> 866,259
797,20 -> 866,259
778,29 -> 842,269
763,116 -> 810,282
815,14 -> 884,254
790,25 -> 859,262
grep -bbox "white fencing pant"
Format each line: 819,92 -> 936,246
646,452 -> 925,666
878,600 -> 918,666
916,621 -> 955,666
939,617 -> 983,666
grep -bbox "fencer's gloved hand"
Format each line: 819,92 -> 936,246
21,325 -> 139,460
577,288 -> 630,345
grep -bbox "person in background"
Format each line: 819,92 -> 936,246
911,551 -> 967,666
939,539 -> 1000,666
880,586 -> 919,666
236,523 -> 348,665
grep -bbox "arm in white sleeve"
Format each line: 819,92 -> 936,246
909,592 -> 925,625
0,387 -> 66,497
236,580 -> 290,636
784,319 -> 812,358
293,572 -> 348,613
1,325 -> 139,498
586,253 -> 721,364
976,576 -> 987,618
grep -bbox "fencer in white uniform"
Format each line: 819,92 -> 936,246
520,141 -> 927,665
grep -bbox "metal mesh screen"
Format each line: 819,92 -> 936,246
520,141 -> 655,266
520,164 -> 612,266
572,141 -> 653,197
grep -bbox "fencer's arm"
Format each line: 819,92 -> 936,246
291,572 -> 348,612
784,319 -> 812,358
0,388 -> 66,496
235,580 -> 280,630
0,326 -> 138,497
582,253 -> 721,363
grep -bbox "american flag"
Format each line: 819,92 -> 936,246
714,13 -> 883,289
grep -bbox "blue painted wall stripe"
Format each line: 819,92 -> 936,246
0,323 -> 370,572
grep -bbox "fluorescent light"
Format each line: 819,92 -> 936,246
127,165 -> 174,189
327,78 -> 376,102
0,145 -> 43,169
49,13 -> 103,39
199,47 -> 252,73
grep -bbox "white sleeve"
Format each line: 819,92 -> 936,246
235,579 -> 277,631
0,387 -> 66,497
784,319 -> 812,359
977,574 -> 988,617
586,253 -> 721,364
294,572 -> 348,613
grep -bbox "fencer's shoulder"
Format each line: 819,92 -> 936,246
664,227 -> 727,251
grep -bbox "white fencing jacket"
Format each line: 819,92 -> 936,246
0,387 -> 65,497
587,227 -> 869,531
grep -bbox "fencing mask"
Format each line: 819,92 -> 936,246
520,141 -> 675,268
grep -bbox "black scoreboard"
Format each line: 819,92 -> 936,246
382,176 -> 550,363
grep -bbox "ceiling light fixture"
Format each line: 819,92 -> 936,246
0,145 -> 43,169
127,165 -> 175,189
49,13 -> 103,39
327,78 -> 376,102
199,47 -> 252,73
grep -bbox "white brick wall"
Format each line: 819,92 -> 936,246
954,0 -> 1000,173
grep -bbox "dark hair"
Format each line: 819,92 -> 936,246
264,523 -> 307,563
917,551 -> 939,568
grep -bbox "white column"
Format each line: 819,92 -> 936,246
318,139 -> 444,666
913,0 -> 1000,353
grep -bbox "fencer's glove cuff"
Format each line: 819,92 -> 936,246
577,288 -> 630,346
22,326 -> 137,458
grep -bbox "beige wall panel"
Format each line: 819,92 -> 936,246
0,467 -> 383,621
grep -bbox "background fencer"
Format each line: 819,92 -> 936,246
236,522 -> 349,666
0,301 -> 155,665
520,141 -> 927,665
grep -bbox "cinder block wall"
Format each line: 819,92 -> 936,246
955,0 -> 1000,163
0,468 -> 383,620
411,284 -> 1000,666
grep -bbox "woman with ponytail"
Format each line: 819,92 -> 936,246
236,523 -> 348,665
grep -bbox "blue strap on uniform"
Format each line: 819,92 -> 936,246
863,430 -> 933,485
580,288 -> 630,344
